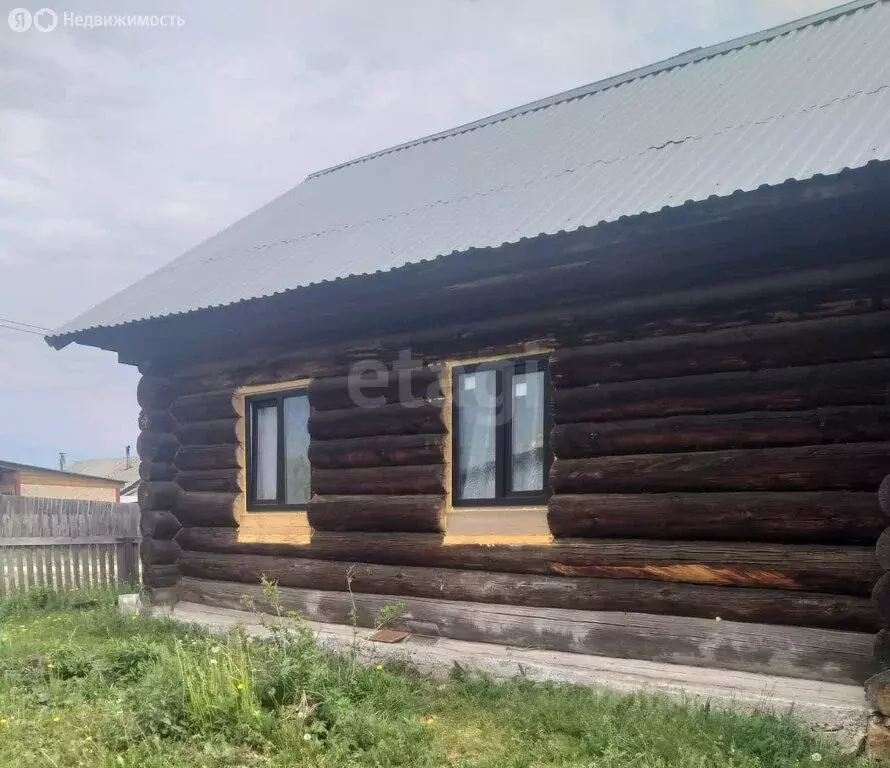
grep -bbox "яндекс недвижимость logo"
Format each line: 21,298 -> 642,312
8,7 -> 58,31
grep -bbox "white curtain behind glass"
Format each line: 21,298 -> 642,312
457,369 -> 498,499
255,405 -> 278,500
511,371 -> 545,492
284,396 -> 311,504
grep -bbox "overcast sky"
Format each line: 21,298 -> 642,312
1,0 -> 837,469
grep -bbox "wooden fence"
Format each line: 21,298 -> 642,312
0,496 -> 140,594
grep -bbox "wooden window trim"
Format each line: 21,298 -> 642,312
246,387 -> 310,512
451,355 -> 551,508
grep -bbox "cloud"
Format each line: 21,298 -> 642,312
0,0 -> 838,466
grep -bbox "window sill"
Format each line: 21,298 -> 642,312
237,510 -> 311,544
443,505 -> 552,546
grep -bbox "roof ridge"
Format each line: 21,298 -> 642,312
306,0 -> 879,180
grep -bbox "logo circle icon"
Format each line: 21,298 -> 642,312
33,7 -> 58,32
8,8 -> 32,31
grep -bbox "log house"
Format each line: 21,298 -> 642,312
49,1 -> 890,689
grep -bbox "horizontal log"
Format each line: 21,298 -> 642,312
139,509 -> 181,540
311,465 -> 446,495
877,529 -> 890,571
174,527 -> 877,594
308,434 -> 446,470
137,481 -> 180,512
551,406 -> 890,458
136,376 -> 175,410
881,475 -> 890,516
876,629 -> 890,669
142,586 -> 177,608
550,443 -> 890,494
551,310 -> 890,387
171,389 -> 239,423
178,551 -> 878,632
874,573 -> 890,627
139,461 -> 175,482
180,577 -> 877,684
140,537 -> 181,566
136,430 -> 179,463
175,468 -> 241,493
547,492 -> 884,544
309,366 -> 442,411
0,536 -> 137,547
173,492 -> 238,528
536,543 -> 879,596
142,563 -> 180,589
553,358 -> 890,424
175,418 -> 239,447
308,399 -> 446,440
175,444 -> 240,472
307,496 -> 445,534
161,257 -> 890,392
138,409 -> 175,434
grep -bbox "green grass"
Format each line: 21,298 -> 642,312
0,586 -> 879,767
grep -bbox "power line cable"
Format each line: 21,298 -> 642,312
0,322 -> 48,337
0,317 -> 53,332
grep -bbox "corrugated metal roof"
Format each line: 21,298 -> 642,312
68,458 -> 141,494
0,459 -> 126,486
50,0 -> 890,343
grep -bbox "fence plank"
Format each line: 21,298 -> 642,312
9,548 -> 19,592
122,542 -> 139,585
34,545 -> 46,589
71,545 -> 82,590
43,545 -> 54,589
16,547 -> 26,591
0,497 -> 140,594
82,546 -> 93,590
1,548 -> 9,594
23,548 -> 36,590
97,543 -> 108,586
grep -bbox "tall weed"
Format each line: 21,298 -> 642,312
174,630 -> 264,738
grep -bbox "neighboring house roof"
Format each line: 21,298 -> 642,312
0,460 -> 125,487
48,0 -> 890,345
67,458 -> 141,495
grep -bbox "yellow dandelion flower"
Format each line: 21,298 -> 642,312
236,682 -> 245,690
0,718 -> 8,726
375,663 -> 384,671
53,716 -> 61,723
47,663 -> 55,669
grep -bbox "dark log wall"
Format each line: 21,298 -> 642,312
136,377 -> 182,597
548,314 -> 890,543
543,291 -> 890,640
873,475 -> 890,666
170,389 -> 242,534
307,367 -> 448,532
135,249 -> 890,675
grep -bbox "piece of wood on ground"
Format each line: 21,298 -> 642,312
369,628 -> 410,644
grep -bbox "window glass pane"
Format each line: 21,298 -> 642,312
511,370 -> 545,492
457,369 -> 498,499
254,404 -> 278,501
283,395 -> 311,505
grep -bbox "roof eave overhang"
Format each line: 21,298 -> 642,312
47,159 -> 890,361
